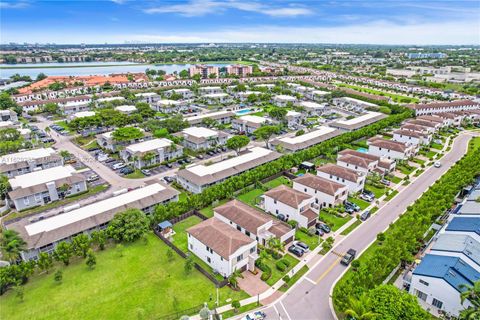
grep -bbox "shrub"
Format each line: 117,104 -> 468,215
299,227 -> 309,234
260,265 -> 272,281
283,275 -> 291,283
307,227 -> 316,236
288,220 -> 298,228
281,258 -> 291,268
276,260 -> 287,272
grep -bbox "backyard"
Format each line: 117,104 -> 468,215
0,233 -> 248,320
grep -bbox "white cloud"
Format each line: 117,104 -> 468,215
144,0 -> 312,17
0,1 -> 29,9
111,0 -> 128,4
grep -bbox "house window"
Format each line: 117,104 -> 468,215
236,225 -> 241,231
274,199 -> 277,204
23,198 -> 30,205
236,254 -> 243,262
34,193 -> 42,202
275,209 -> 279,215
190,244 -> 193,250
207,257 -> 211,263
304,188 -> 307,193
245,231 -> 250,237
432,298 -> 443,309
419,279 -> 429,286
250,247 -> 256,254
415,289 -> 428,301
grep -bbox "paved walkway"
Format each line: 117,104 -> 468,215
237,271 -> 270,296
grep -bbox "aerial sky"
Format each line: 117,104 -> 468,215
1,0 -> 479,45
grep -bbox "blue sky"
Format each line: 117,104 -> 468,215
1,0 -> 479,44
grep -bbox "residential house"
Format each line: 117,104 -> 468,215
316,163 -> 366,194
273,95 -> 297,107
270,126 -> 341,153
0,147 -> 63,178
367,137 -> 417,160
286,110 -> 304,128
299,101 -> 329,116
155,99 -> 188,113
184,111 -> 235,126
114,105 -> 137,114
329,112 -> 387,131
293,173 -> 348,209
96,129 -> 151,153
175,127 -> 229,151
135,92 -> 161,104
121,138 -> 183,169
232,115 -> 269,134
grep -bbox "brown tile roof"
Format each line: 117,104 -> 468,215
301,209 -> 318,222
417,115 -> 445,124
187,218 -> 254,259
393,129 -> 426,139
268,220 -> 293,239
264,185 -> 312,209
401,124 -> 431,132
294,173 -> 346,196
368,137 -> 408,153
406,119 -> 439,128
338,149 -> 380,162
214,199 -> 271,233
316,163 -> 360,183
338,154 -> 372,169
409,100 -> 479,110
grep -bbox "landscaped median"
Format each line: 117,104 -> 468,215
332,137 -> 480,319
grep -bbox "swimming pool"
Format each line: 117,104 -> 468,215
236,109 -> 252,115
357,147 -> 368,153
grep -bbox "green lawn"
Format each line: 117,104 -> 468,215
124,169 -> 146,179
199,199 -> 229,218
295,230 -> 321,250
171,215 -> 204,252
385,175 -> 402,184
411,158 -> 426,165
237,188 -> 264,207
337,83 -> 419,103
397,164 -> 415,175
221,302 -> 262,319
262,254 -> 299,286
279,265 -> 309,292
420,150 -> 438,159
340,220 -> 362,236
348,197 -> 370,210
384,190 -> 399,201
365,184 -> 388,198
469,137 -> 480,151
0,233 -> 248,320
318,212 -> 352,232
263,176 -> 292,189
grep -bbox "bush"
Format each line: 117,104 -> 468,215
276,260 -> 287,272
283,275 -> 291,283
288,220 -> 298,228
281,258 -> 291,268
260,265 -> 272,281
307,227 -> 316,236
299,227 -> 309,234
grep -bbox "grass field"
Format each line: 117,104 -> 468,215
295,230 -> 321,250
199,199 -> 229,218
263,176 -> 292,189
262,254 -> 299,286
0,233 -> 248,320
337,83 -> 419,103
348,197 -> 370,210
365,184 -> 388,198
318,212 -> 352,232
340,220 -> 362,236
124,169 -> 146,179
171,215 -> 204,252
237,188 -> 264,207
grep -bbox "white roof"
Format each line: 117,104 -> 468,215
135,92 -> 158,97
0,147 -> 56,165
72,111 -> 95,118
255,84 -> 275,88
338,97 -> 377,107
9,165 -> 76,189
200,86 -> 221,90
182,127 -> 219,138
312,90 -> 329,95
168,88 -> 191,93
18,128 -> 31,135
238,91 -> 262,96
126,138 -> 173,153
287,83 -> 301,87
278,126 -> 337,144
25,183 -> 166,236
186,147 -> 273,176
63,100 -> 90,107
239,115 -> 267,124
97,97 -> 125,103
158,99 -> 181,106
204,93 -> 229,98
300,101 -> 326,109
274,95 -> 297,101
334,111 -> 383,126
287,110 -> 301,117
115,105 -> 137,113
0,121 -> 14,128
185,111 -> 232,122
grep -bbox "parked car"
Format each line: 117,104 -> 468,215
165,163 -> 173,168
184,158 -> 191,163
196,154 -> 204,159
87,174 -> 99,182
315,227 -> 325,236
112,162 -> 126,170
163,176 -> 174,183
277,213 -> 286,221
360,210 -> 371,221
340,248 -> 357,266
363,190 -> 375,198
317,222 -> 331,233
380,178 -> 391,186
360,193 -> 374,202
434,161 -> 442,168
65,159 -> 77,164
105,158 -> 115,163
41,138 -> 55,143
288,245 -> 304,257
344,201 -> 360,212
295,241 -> 310,252
141,169 -> 151,176
97,154 -> 108,162
120,167 -> 134,175
344,205 -> 355,214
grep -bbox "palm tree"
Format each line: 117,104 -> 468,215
0,230 -> 27,262
267,237 -> 284,253
0,174 -> 10,201
459,281 -> 480,320
344,295 -> 378,320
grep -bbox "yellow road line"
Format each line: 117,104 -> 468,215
315,257 -> 341,284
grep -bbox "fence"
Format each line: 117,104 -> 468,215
153,210 -> 229,288
157,304 -> 204,320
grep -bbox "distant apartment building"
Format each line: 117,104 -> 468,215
164,88 -> 193,99
270,126 -> 341,153
232,115 -> 270,135
97,129 -> 151,153
0,148 -> 63,178
175,127 -> 229,151
408,100 -> 479,116
135,92 -> 161,104
329,112 -> 387,132
184,110 -> 235,126
154,99 -> 188,113
226,65 -> 253,77
189,65 -> 219,79
121,138 -> 183,169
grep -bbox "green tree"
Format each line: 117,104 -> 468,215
0,230 -> 26,262
85,249 -> 96,270
268,107 -> 288,121
36,73 -> 47,81
184,255 -> 194,275
71,234 -> 91,258
37,252 -> 53,274
231,300 -> 241,313
179,69 -> 189,79
91,230 -> 107,250
112,127 -> 144,142
344,295 -> 378,320
0,174 -> 10,200
53,241 -> 73,266
107,208 -> 150,243
459,281 -> 480,320
0,92 -> 18,110
253,125 -> 280,148
44,103 -> 59,114
226,135 -> 250,155
54,270 -> 63,284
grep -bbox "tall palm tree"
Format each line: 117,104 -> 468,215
0,229 -> 27,262
459,281 -> 480,320
344,296 -> 378,320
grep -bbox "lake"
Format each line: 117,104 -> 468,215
0,62 -> 230,79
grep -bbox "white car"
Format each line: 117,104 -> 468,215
434,161 -> 442,168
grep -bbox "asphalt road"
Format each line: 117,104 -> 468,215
258,132 -> 476,320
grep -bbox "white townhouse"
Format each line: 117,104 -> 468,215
0,109 -> 18,123
8,165 -> 87,211
236,91 -> 262,102
286,110 -> 304,128
120,138 -> 183,169
333,97 -> 378,112
154,99 -> 188,113
436,113 -> 463,127
306,90 -> 330,101
203,93 -> 232,105
184,110 -> 235,126
165,88 -> 193,99
316,163 -> 366,195
409,254 -> 479,317
114,105 -> 137,114
254,84 -> 275,91
95,96 -> 125,106
405,119 -> 441,133
338,149 -> 396,175
187,217 -> 257,277
7,182 -> 179,261
367,137 -> 416,161
393,129 -> 430,146
176,147 -> 281,194
135,92 -> 161,104
232,115 -> 270,134
199,86 -> 223,95
270,126 -> 341,153
329,111 -> 387,132
429,234 -> 480,272
262,185 -> 318,228
417,115 -> 450,128
96,129 -> 151,153
175,127 -> 229,151
68,111 -> 96,122
0,147 -> 63,178
293,173 -> 348,209
60,100 -> 91,115
298,101 -> 329,116
272,94 -> 297,107
408,100 -> 479,116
